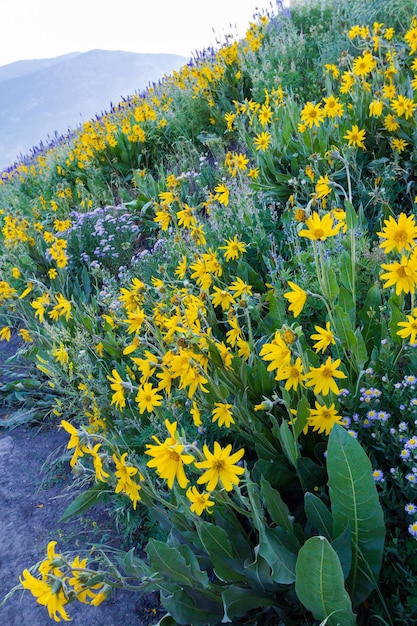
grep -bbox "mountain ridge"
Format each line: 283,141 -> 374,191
0,50 -> 187,170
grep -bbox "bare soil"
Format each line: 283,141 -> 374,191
0,339 -> 162,626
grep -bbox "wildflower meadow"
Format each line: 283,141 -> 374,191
1,0 -> 417,623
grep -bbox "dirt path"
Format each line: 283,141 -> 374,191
0,341 -> 161,625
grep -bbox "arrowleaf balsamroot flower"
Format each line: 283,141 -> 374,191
107,369 -> 126,410
0,326 -> 11,341
253,131 -> 271,151
219,235 -> 247,262
298,212 -> 342,241
229,276 -> 252,297
19,569 -> 71,622
380,255 -> 417,295
300,101 -> 325,128
135,382 -> 163,414
315,174 -> 332,199
31,293 -> 50,323
305,356 -> 347,396
322,95 -> 344,118
308,401 -> 344,435
383,113 -> 400,131
352,50 -> 376,76
377,213 -> 417,253
83,443 -> 110,483
310,321 -> 336,353
390,94 -> 416,119
186,485 -> 215,515
112,452 -> 142,509
214,183 -> 229,206
391,138 -> 408,153
259,331 -> 292,373
343,124 -> 366,149
283,281 -> 307,317
60,419 -> 84,467
211,402 -> 235,428
397,315 -> 417,345
274,357 -> 305,391
48,293 -> 72,322
195,441 -> 245,491
145,419 -> 194,489
122,307 -> 146,334
210,286 -> 236,311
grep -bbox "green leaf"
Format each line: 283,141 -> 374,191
332,523 -> 352,580
122,548 -> 152,579
295,536 -> 356,626
260,477 -> 294,532
278,420 -> 299,467
351,328 -> 369,372
221,586 -> 280,622
147,540 -> 207,588
246,478 -> 296,584
59,483 -> 108,522
161,588 -> 223,626
339,251 -> 354,294
388,295 -> 404,343
322,264 -> 339,301
197,521 -> 243,583
259,527 -> 297,584
304,492 -> 333,541
297,457 -> 327,493
154,614 -> 177,626
358,284 -> 382,350
176,544 -> 209,588
238,552 -> 275,588
338,285 -> 356,325
344,200 -> 358,230
333,305 -> 357,352
327,425 -> 385,607
213,507 -> 253,561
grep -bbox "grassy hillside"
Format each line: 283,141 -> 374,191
1,0 -> 417,623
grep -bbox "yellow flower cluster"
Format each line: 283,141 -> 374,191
20,540 -> 108,622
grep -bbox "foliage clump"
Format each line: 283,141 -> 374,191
2,0 -> 417,624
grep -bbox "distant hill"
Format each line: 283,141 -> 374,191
0,50 -> 187,171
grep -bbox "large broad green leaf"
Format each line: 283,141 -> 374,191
327,425 -> 385,607
333,305 -> 357,353
221,585 -> 280,622
297,457 -> 327,493
260,477 -> 294,532
332,523 -> 352,581
304,492 -> 333,541
122,548 -> 152,579
213,507 -> 253,561
147,540 -> 208,589
259,527 -> 297,584
295,536 -> 357,626
154,615 -> 177,626
161,588 -> 223,626
246,477 -> 297,584
197,521 -> 243,583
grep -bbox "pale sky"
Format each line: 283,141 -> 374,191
0,0 -> 288,67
